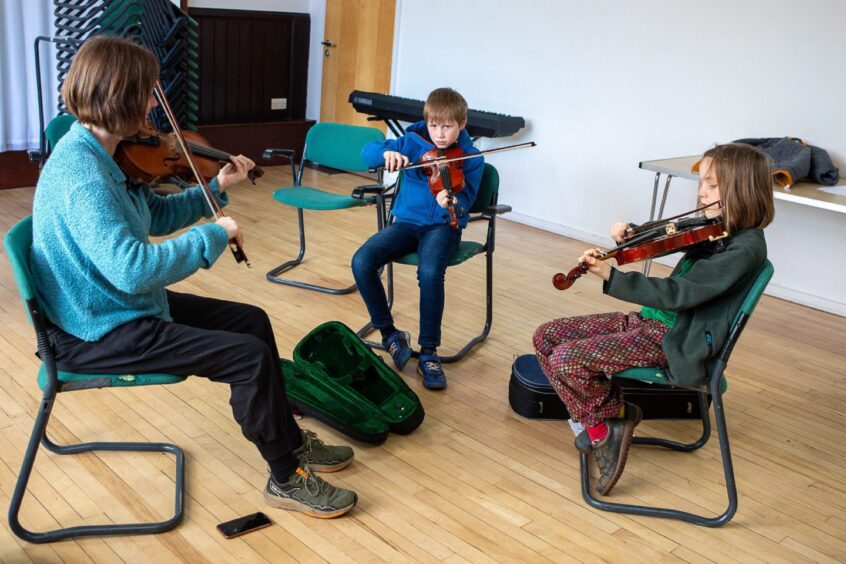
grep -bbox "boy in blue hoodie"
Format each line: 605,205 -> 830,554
352,88 -> 483,389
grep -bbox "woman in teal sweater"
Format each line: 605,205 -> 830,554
31,36 -> 357,518
534,143 -> 775,496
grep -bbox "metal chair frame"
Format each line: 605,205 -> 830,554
579,261 -> 774,526
263,123 -> 387,295
6,217 -> 185,544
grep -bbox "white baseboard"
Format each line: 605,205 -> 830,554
765,285 -> 846,317
502,212 -> 846,317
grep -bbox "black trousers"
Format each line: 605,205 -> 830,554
46,291 -> 302,465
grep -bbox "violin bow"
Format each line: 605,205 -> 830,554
399,141 -> 536,171
152,80 -> 251,268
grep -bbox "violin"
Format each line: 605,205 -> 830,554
420,146 -> 464,229
115,125 -> 264,185
145,80 -> 250,267
398,141 -> 537,229
552,204 -> 727,291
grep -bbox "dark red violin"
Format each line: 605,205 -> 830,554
420,147 -> 465,229
396,141 -> 538,229
552,206 -> 727,291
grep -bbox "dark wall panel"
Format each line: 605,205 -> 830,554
192,9 -> 309,124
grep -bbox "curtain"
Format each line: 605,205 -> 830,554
0,0 -> 57,152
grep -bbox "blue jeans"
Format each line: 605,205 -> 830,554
352,221 -> 461,349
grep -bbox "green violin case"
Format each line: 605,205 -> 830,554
283,321 -> 425,444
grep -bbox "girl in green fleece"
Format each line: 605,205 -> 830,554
534,143 -> 775,495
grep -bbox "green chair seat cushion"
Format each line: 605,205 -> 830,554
38,365 -> 186,392
396,241 -> 484,266
273,186 -> 369,210
613,366 -> 728,394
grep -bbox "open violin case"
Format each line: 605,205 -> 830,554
282,321 -> 425,444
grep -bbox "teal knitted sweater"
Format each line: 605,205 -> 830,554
31,121 -> 230,341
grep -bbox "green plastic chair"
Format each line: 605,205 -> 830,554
579,260 -> 774,527
5,216 -> 186,544
357,163 -> 511,362
44,114 -> 76,158
263,122 -> 387,294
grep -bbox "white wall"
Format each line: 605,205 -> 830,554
387,0 -> 846,316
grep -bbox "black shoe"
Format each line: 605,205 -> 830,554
623,401 -> 643,427
590,417 -> 636,496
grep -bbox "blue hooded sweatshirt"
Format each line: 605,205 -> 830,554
360,120 -> 483,228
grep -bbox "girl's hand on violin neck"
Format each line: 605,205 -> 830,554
579,248 -> 613,281
216,154 -> 256,191
611,221 -> 631,243
436,189 -> 457,208
216,216 -> 244,247
383,150 -> 409,173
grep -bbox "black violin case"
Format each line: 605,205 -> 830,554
509,354 -> 706,420
283,321 -> 425,444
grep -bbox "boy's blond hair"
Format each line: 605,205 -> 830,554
703,143 -> 775,233
423,88 -> 468,126
62,36 -> 159,136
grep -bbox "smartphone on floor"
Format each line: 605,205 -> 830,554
216,511 -> 272,539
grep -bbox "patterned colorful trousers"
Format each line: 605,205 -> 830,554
533,312 -> 670,428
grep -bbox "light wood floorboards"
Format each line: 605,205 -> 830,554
1,166 -> 845,562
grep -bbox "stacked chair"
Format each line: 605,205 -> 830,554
35,0 -> 199,165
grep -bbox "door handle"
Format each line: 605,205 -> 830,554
321,40 -> 335,47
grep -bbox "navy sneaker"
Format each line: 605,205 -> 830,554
383,330 -> 412,370
417,353 -> 447,389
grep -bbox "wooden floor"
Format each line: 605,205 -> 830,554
2,165 -> 846,563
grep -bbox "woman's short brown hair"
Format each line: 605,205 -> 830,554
423,87 -> 468,126
62,36 -> 159,136
703,143 -> 776,233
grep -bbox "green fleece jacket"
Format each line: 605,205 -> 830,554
603,229 -> 767,387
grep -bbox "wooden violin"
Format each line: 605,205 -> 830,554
398,141 -> 537,229
145,80 -> 250,267
116,125 -> 264,185
420,146 -> 464,228
552,205 -> 727,291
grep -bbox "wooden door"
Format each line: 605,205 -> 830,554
320,0 -> 395,128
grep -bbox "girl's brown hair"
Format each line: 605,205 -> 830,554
62,36 -> 159,136
423,87 -> 468,126
702,143 -> 775,233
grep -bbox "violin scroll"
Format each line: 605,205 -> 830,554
552,264 -> 588,291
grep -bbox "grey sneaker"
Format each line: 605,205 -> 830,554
264,466 -> 357,518
295,429 -> 354,472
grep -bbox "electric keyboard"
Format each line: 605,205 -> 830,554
348,90 -> 526,139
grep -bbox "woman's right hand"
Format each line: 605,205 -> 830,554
216,217 -> 243,248
610,221 -> 631,243
383,150 -> 409,173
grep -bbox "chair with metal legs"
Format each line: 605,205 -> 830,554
263,122 -> 387,295
579,260 -> 774,526
5,216 -> 186,543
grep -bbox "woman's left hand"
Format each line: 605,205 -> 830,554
216,154 -> 255,191
436,189 -> 457,208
